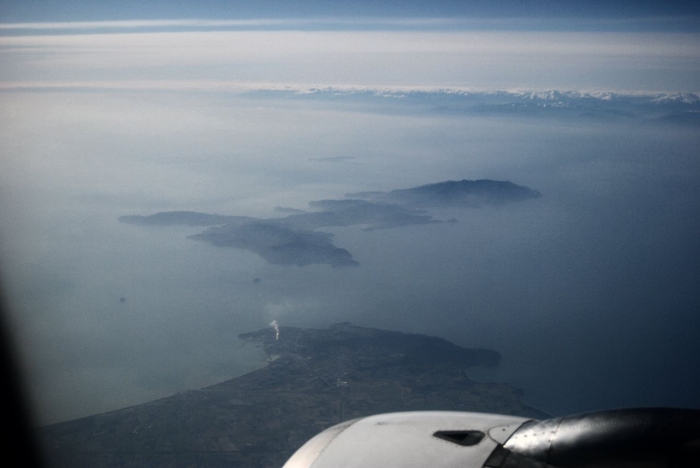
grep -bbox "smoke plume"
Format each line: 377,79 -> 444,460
269,320 -> 280,340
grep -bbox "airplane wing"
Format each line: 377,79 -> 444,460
283,408 -> 700,468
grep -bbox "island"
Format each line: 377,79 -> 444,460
119,179 -> 541,267
40,323 -> 547,468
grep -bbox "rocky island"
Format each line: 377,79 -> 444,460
118,179 -> 541,267
40,323 -> 547,468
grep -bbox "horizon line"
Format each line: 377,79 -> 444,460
0,80 -> 697,97
1,16 -> 698,33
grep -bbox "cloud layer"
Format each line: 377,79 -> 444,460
2,29 -> 698,91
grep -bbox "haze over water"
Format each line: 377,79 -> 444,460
1,2 -> 699,424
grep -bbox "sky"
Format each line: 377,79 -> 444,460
1,1 -> 699,24
0,1 -> 699,426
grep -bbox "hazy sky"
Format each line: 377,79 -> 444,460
1,1 -> 699,25
1,3 -> 699,425
2,21 -> 700,91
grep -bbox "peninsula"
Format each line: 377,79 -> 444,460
41,323 -> 546,468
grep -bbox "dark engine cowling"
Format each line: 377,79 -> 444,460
283,408 -> 700,468
497,408 -> 700,467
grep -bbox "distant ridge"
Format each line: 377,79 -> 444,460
245,85 -> 700,105
242,87 -> 700,123
5,80 -> 698,108
347,179 -> 541,207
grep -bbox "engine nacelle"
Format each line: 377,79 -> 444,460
283,408 -> 700,468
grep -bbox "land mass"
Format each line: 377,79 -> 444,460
346,179 -> 541,208
40,323 -> 547,468
246,88 -> 700,124
119,179 -> 540,267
